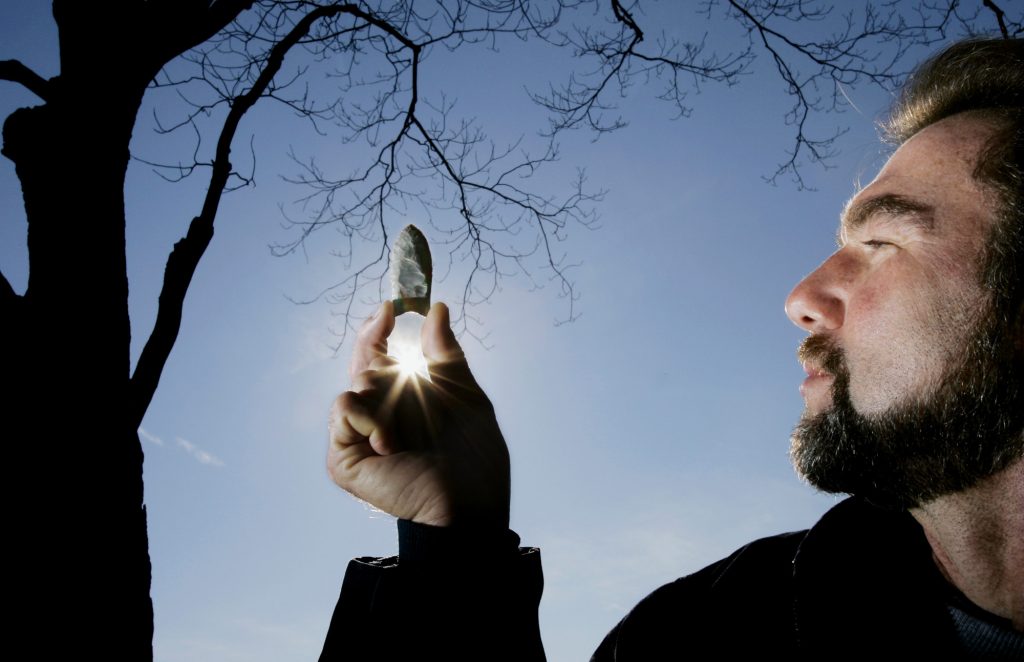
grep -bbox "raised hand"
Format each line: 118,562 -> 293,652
327,301 -> 511,527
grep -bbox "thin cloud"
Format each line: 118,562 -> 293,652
175,436 -> 225,467
138,426 -> 165,446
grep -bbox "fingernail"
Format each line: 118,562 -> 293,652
371,304 -> 383,321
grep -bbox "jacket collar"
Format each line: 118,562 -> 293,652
791,496 -> 956,654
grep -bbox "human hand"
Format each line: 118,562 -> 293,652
327,301 -> 511,527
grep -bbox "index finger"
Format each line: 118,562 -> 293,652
348,301 -> 396,383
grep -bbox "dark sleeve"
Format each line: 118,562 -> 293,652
319,520 -> 546,662
590,530 -> 806,661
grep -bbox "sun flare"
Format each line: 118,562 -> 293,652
391,338 -> 429,379
388,313 -> 430,381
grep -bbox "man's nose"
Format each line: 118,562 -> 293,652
785,252 -> 848,333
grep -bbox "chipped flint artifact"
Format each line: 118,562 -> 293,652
390,224 -> 432,316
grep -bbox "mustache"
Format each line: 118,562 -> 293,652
797,334 -> 845,376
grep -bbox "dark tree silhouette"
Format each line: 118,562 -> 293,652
1,0 -> 1017,658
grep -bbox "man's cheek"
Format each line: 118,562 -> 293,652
845,344 -> 917,415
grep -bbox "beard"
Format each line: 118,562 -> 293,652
789,309 -> 1024,511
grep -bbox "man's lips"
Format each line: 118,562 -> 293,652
802,361 -> 830,379
800,362 -> 833,399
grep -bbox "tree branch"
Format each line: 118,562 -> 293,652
534,1 -> 994,186
235,2 -> 599,345
983,0 -> 1010,39
0,60 -> 51,101
721,0 -> 961,186
130,2 -> 419,422
532,0 -> 751,135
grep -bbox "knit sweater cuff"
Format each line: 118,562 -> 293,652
397,518 -> 523,567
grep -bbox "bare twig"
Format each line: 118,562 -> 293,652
0,60 -> 51,101
983,0 -> 1010,39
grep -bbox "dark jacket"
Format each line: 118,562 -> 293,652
592,496 -> 961,659
320,497 -> 1017,660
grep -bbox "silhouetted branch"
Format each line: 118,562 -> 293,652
241,1 -> 600,346
0,60 -> 51,101
133,1 -> 416,420
720,0 -> 967,187
983,0 -> 1009,38
532,0 -> 751,134
145,0 -> 259,64
129,215 -> 211,427
983,0 -> 1011,39
532,1 -> 1021,188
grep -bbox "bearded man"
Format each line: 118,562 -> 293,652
320,37 -> 1023,660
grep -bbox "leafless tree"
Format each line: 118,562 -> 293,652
0,0 -> 1016,658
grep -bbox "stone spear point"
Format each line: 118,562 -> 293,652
390,224 -> 432,316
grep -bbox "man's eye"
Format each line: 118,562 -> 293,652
862,240 -> 891,249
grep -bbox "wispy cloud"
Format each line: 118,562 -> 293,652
175,437 -> 225,467
139,427 -> 225,467
138,426 -> 165,446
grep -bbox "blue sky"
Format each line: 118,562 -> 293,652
0,2 -> 995,660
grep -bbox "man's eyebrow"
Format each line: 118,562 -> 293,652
838,194 -> 935,243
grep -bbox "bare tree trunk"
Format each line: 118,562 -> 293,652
1,3 -> 252,654
4,6 -> 157,654
3,75 -> 154,658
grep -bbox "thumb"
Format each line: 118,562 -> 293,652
422,302 -> 479,392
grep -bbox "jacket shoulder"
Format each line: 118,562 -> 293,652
591,530 -> 807,661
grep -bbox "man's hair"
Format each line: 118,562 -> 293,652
884,37 -> 1023,334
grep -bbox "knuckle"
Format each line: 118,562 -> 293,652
351,369 -> 378,391
331,391 -> 364,424
336,390 -> 359,410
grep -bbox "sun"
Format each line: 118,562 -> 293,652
388,313 -> 431,381
392,340 -> 429,379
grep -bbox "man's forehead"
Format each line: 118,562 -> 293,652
836,115 -> 998,241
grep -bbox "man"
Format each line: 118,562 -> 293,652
320,37 -> 1023,660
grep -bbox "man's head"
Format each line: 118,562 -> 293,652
785,38 -> 1024,510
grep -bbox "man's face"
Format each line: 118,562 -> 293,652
784,113 -> 1023,509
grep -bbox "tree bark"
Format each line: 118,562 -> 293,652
3,6 -> 175,659
3,75 -> 153,661
2,2 -> 253,656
